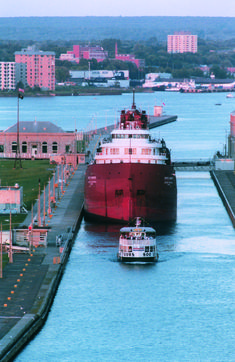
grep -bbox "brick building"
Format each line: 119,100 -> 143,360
59,45 -> 108,64
15,46 -> 55,90
0,121 -> 84,165
167,32 -> 198,54
115,43 -> 145,69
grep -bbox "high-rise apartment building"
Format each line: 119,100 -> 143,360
167,32 -> 198,54
15,46 -> 55,90
15,63 -> 27,88
0,62 -> 16,90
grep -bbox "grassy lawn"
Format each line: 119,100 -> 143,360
0,159 -> 56,230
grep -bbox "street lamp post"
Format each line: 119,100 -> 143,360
38,179 -> 41,227
14,88 -> 24,169
0,223 -> 2,278
48,177 -> 51,215
43,184 -> 46,226
9,212 -> 13,263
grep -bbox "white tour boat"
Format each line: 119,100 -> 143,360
118,217 -> 159,263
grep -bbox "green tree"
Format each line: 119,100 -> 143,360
55,66 -> 70,82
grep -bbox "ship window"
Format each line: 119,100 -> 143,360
0,144 -> 4,152
110,148 -> 119,155
137,190 -> 145,195
145,246 -> 149,252
115,189 -> 123,196
141,148 -> 151,155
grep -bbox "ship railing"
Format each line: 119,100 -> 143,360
119,238 -> 155,246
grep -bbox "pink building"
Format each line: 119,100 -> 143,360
167,32 -> 198,54
115,43 -> 145,69
0,184 -> 23,214
0,120 -> 85,166
60,45 -> 108,63
15,46 -> 55,90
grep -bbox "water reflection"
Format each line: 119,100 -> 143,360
82,219 -> 178,255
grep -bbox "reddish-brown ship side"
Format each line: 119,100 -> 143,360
84,94 -> 177,224
84,162 -> 177,223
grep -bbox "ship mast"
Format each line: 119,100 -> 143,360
132,89 -> 136,110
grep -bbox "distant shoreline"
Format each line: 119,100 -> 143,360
0,89 -> 155,98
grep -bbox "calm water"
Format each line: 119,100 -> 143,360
0,91 -> 233,160
2,92 -> 234,361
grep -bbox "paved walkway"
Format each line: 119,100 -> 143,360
0,164 -> 86,359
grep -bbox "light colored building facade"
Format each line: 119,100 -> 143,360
167,32 -> 198,53
69,69 -> 130,88
0,62 -> 16,90
15,46 -> 55,90
0,62 -> 28,90
0,185 -> 23,214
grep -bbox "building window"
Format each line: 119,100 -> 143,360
12,141 -> 17,153
65,145 -> 70,153
22,141 -> 27,153
52,142 -> 58,153
42,142 -> 47,153
0,144 -> 4,153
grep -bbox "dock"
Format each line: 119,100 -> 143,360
91,114 -> 178,136
0,164 -> 86,361
210,170 -> 235,227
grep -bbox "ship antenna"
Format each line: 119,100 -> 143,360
132,88 -> 136,110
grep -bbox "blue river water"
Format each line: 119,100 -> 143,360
1,92 -> 234,361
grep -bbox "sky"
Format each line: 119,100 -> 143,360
2,0 -> 235,17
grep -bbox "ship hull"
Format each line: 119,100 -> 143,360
118,256 -> 157,263
84,163 -> 177,223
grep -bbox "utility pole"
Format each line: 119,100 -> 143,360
14,88 -> 24,169
38,179 -> 41,227
43,184 -> 46,226
9,212 -> 13,263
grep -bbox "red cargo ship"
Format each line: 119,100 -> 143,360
84,96 -> 177,223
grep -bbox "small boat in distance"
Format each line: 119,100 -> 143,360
226,93 -> 235,98
118,217 -> 159,263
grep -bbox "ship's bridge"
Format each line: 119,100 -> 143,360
111,129 -> 149,140
95,131 -> 169,165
